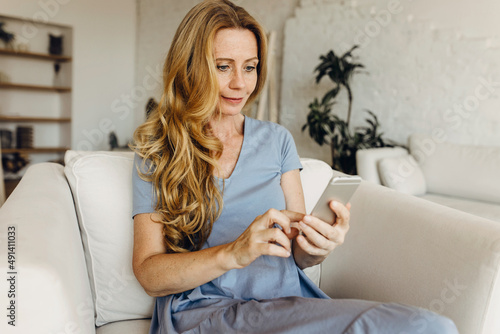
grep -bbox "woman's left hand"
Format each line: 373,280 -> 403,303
293,201 -> 351,269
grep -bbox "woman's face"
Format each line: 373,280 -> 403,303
213,28 -> 259,116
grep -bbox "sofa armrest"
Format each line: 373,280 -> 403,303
319,180 -> 500,334
0,163 -> 95,334
356,147 -> 408,184
0,146 -> 5,206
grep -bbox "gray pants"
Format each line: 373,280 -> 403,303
168,297 -> 458,334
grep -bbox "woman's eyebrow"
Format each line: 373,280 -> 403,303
216,57 -> 259,62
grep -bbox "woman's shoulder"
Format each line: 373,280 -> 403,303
246,116 -> 291,139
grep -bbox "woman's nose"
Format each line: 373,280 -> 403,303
229,69 -> 245,89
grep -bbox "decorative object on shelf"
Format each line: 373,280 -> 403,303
109,131 -> 131,151
2,152 -> 30,174
0,21 -> 15,49
145,97 -> 158,119
48,32 -> 63,55
0,129 -> 13,149
16,126 -> 34,148
53,62 -> 62,86
302,45 -> 394,175
109,131 -> 118,149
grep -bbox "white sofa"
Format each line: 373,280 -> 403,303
0,146 -> 5,206
1,150 -> 500,334
356,133 -> 500,223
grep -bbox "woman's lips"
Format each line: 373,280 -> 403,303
222,96 -> 244,104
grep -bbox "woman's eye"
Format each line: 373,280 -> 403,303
245,66 -> 256,72
217,65 -> 230,72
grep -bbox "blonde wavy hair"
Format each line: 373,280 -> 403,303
131,0 -> 268,253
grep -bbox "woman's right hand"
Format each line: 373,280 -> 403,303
225,209 -> 304,269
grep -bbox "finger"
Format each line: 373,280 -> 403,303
301,214 -> 336,241
299,220 -> 334,250
280,209 -> 306,223
263,209 -> 293,234
258,242 -> 291,258
261,228 -> 291,253
286,223 -> 301,240
295,234 -> 329,257
329,201 -> 350,227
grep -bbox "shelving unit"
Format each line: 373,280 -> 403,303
0,14 -> 73,198
0,48 -> 72,62
0,115 -> 71,123
0,82 -> 71,92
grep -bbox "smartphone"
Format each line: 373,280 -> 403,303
310,176 -> 362,224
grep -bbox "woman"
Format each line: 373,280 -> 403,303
131,1 -> 458,333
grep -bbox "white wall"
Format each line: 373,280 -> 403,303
0,0 -> 137,151
137,0 -> 500,167
5,0 -> 496,161
282,0 -> 500,163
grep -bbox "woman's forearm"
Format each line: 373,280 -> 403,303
292,238 -> 326,269
134,244 -> 233,297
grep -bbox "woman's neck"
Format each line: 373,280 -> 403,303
209,113 -> 245,143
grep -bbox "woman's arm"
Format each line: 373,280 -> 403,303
133,210 -> 296,297
133,213 -> 232,297
281,169 -> 351,269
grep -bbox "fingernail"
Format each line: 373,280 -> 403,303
303,216 -> 311,223
299,221 -> 307,229
331,201 -> 338,207
286,251 -> 291,257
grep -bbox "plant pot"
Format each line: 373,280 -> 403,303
330,143 -> 357,175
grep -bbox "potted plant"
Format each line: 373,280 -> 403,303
302,46 -> 391,175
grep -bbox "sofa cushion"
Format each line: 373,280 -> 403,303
378,155 -> 427,196
298,158 -> 334,286
355,146 -> 408,184
64,151 -> 155,326
96,319 -> 151,334
409,134 -> 500,204
299,158 -> 334,214
420,193 -> 500,223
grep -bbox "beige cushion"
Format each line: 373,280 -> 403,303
409,134 -> 500,204
64,151 -> 155,326
356,146 -> 408,184
378,155 -> 427,196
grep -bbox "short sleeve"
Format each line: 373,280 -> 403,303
280,128 -> 303,174
132,153 -> 157,218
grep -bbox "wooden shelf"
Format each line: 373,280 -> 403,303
0,48 -> 72,62
2,147 -> 69,154
0,82 -> 71,92
0,115 -> 71,123
0,14 -> 72,29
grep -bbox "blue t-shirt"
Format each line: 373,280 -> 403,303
132,116 -> 328,315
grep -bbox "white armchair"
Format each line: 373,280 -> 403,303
1,151 -> 500,334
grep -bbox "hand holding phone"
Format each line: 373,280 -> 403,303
310,176 -> 361,224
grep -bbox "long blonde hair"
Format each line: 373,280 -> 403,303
131,0 -> 268,253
